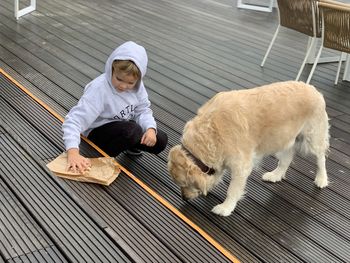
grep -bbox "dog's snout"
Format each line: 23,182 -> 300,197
180,187 -> 202,201
181,193 -> 190,201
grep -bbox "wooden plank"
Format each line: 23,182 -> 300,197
0,134 -> 131,262
0,179 -> 67,262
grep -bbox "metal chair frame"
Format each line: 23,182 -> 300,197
261,0 -> 320,81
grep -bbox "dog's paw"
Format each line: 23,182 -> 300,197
262,171 -> 284,183
314,174 -> 328,188
211,204 -> 234,217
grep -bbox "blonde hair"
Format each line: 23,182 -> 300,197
112,60 -> 141,79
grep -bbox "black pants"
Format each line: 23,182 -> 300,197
87,121 -> 168,156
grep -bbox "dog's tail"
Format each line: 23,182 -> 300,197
295,110 -> 330,157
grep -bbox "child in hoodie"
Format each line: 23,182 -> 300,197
62,41 -> 168,173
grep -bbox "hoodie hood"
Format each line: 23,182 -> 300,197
105,41 -> 148,89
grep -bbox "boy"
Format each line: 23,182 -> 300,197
62,41 -> 168,173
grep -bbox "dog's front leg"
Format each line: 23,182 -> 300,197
211,162 -> 252,216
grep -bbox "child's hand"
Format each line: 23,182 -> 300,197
66,148 -> 91,174
141,128 -> 157,147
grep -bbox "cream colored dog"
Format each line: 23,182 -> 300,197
168,81 -> 329,216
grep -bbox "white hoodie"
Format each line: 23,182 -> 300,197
62,41 -> 157,150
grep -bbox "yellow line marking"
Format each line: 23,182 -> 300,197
0,67 -> 240,263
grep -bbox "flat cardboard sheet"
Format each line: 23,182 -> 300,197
46,152 -> 120,186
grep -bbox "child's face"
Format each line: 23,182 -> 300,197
112,71 -> 138,92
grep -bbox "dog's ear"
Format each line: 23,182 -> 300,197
167,145 -> 182,174
168,145 -> 200,185
184,158 -> 210,195
168,145 -> 182,161
168,145 -> 188,181
192,173 -> 208,196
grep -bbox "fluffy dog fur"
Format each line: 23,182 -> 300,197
168,81 -> 329,216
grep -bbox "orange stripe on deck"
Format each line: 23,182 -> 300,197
0,67 -> 240,263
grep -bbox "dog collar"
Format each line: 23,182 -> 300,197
181,145 -> 215,175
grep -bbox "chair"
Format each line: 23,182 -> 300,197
307,0 -> 350,84
261,0 -> 321,81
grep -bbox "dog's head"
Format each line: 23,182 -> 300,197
167,145 -> 217,200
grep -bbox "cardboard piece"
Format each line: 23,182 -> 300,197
46,152 -> 120,186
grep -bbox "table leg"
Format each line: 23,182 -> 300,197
237,0 -> 275,12
343,54 -> 350,82
15,0 -> 36,20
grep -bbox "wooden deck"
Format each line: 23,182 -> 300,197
1,0 -> 350,262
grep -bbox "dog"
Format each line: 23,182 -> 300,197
168,81 -> 329,216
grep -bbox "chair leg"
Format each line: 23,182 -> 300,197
261,25 -> 280,67
306,45 -> 324,84
335,52 -> 343,85
296,37 -> 317,81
